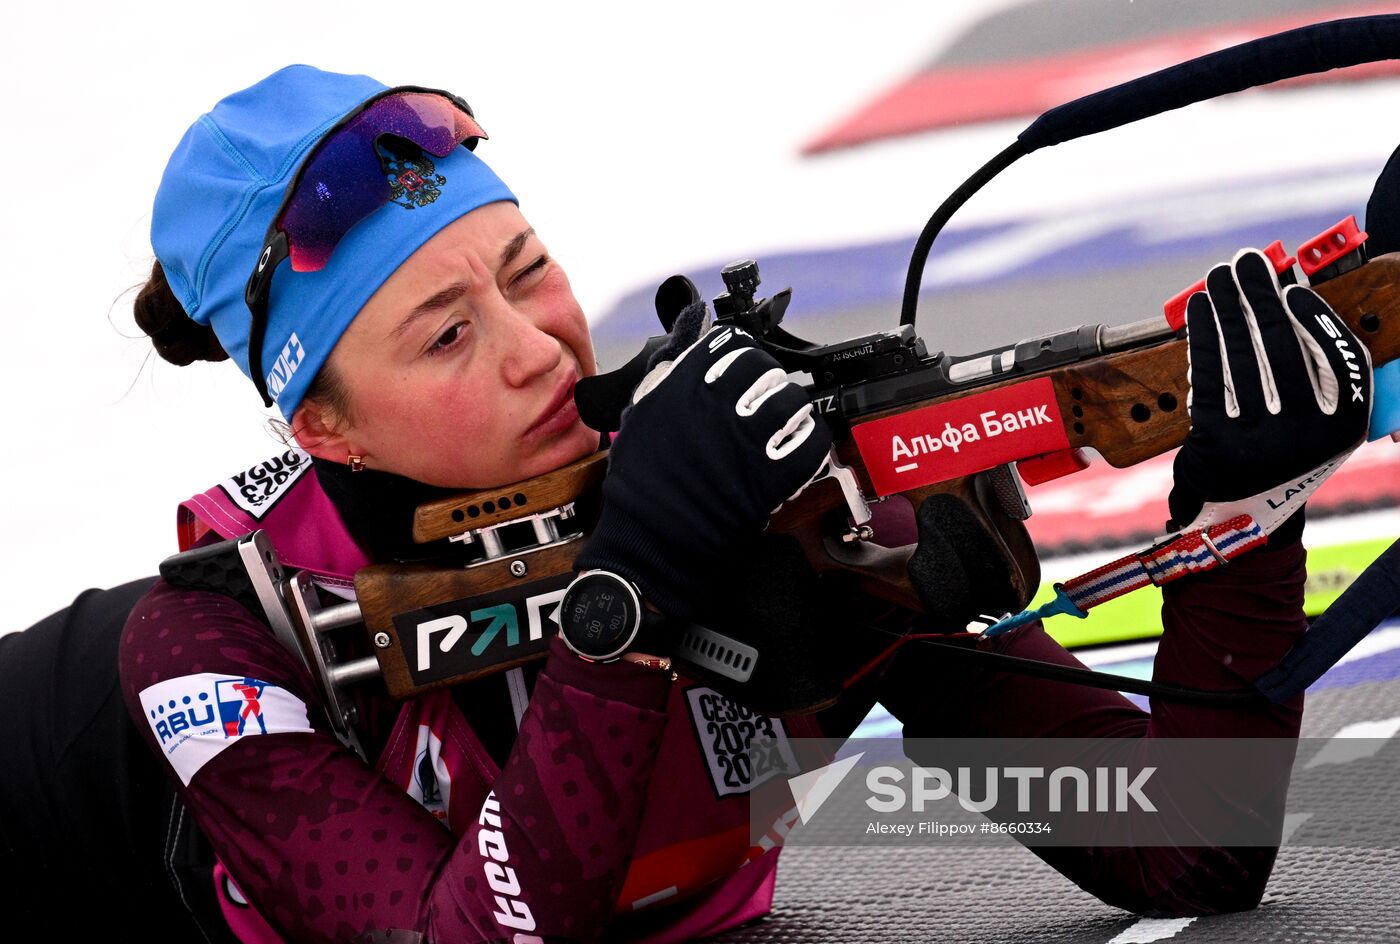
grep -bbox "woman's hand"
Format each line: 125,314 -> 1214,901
576,301 -> 832,623
1168,248 -> 1372,544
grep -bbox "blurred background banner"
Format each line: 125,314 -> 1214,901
5,0 -> 1400,639
805,0 -> 1400,153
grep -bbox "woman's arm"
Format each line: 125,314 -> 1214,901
121,579 -> 670,944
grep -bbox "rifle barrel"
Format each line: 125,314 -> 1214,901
1100,317 -> 1178,352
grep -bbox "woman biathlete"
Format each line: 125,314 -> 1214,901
0,65 -> 1373,942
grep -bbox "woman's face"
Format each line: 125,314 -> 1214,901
294,200 -> 600,488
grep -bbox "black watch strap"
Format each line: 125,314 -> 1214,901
631,605 -> 672,657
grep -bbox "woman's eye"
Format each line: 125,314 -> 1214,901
511,255 -> 549,289
427,321 -> 469,356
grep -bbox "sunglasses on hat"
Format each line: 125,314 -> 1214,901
243,86 -> 487,407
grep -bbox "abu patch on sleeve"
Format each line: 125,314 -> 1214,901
138,673 -> 313,786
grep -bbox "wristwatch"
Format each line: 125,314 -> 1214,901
559,570 -> 670,661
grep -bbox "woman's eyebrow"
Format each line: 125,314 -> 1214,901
389,228 -> 538,341
390,283 -> 470,341
499,227 -> 536,269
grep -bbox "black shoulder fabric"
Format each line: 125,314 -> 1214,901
312,435 -> 610,563
0,577 -> 227,940
312,457 -> 462,563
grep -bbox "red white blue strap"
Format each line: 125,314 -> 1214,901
1065,514 -> 1267,610
984,515 -> 1266,637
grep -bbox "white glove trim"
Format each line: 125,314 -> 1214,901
1228,247 -> 1282,416
766,403 -> 818,461
1160,437 -> 1361,542
736,367 -> 791,417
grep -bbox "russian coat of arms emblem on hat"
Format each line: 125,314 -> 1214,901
381,140 -> 448,209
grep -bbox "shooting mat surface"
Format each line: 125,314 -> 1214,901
717,619 -> 1400,944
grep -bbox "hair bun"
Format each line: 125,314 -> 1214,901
133,260 -> 229,366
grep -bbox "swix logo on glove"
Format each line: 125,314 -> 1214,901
705,325 -> 751,354
1314,312 -> 1367,403
218,448 -> 310,520
853,377 -> 1069,496
138,674 -> 312,785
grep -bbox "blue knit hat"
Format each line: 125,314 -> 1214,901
151,64 -> 517,417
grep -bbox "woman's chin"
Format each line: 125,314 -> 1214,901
498,420 -> 601,486
546,418 -> 605,469
408,421 -> 600,492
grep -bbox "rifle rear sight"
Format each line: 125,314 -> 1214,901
709,259 -> 934,395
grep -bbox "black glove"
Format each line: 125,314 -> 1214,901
1168,248 -> 1371,545
576,301 -> 833,622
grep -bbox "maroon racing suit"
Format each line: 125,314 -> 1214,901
872,513 -> 1308,916
120,449 -> 1308,941
121,450 -> 821,944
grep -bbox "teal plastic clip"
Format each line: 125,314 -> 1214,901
1367,360 -> 1400,442
982,584 -> 1088,637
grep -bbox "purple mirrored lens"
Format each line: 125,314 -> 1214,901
278,92 -> 486,272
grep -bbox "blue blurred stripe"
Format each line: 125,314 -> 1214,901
592,167 -> 1372,355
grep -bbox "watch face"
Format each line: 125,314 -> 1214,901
561,573 -> 640,660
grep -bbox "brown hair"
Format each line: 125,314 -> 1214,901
133,259 -> 353,431
132,259 -> 228,366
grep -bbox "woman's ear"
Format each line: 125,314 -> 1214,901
290,398 -> 354,463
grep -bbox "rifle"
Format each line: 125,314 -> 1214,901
162,15 -> 1400,741
366,225 -> 1390,640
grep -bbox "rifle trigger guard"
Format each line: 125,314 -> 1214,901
816,450 -> 873,540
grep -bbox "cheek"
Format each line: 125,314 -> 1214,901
367,376 -> 513,486
562,331 -> 595,380
363,372 -> 491,443
568,311 -> 596,377
540,273 -> 595,374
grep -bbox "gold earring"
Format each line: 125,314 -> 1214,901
347,455 -> 366,473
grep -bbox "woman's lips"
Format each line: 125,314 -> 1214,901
523,375 -> 582,440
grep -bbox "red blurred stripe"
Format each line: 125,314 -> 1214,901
806,5 -> 1400,154
1023,442 -> 1400,552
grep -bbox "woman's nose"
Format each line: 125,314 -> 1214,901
498,305 -> 563,388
